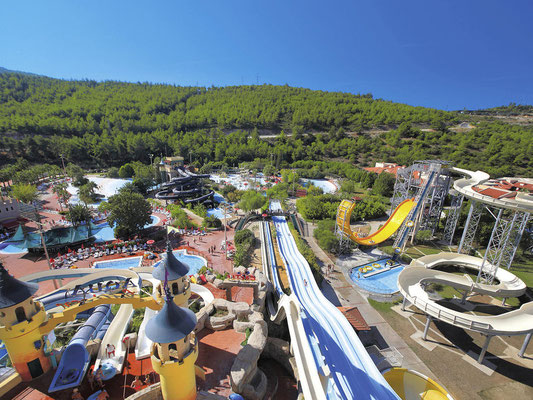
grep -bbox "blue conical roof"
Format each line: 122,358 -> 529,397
152,244 -> 189,281
145,299 -> 197,344
0,262 -> 38,309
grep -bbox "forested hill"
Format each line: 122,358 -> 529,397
0,70 -> 531,177
0,71 -> 453,135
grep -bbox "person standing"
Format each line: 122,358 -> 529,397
95,366 -> 104,388
106,343 -> 115,358
131,376 -> 143,391
87,369 -> 95,390
71,388 -> 84,400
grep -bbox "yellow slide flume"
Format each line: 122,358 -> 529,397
336,198 -> 415,245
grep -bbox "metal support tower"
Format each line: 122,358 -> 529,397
390,163 -> 422,213
390,160 -> 451,237
393,164 -> 439,252
420,171 -> 452,234
443,192 -> 464,244
477,208 -> 514,284
498,211 -> 530,271
458,200 -> 484,254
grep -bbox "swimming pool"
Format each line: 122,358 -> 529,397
67,177 -> 131,206
301,179 -> 338,194
0,243 -> 28,254
153,250 -> 207,276
349,258 -> 404,294
207,208 -> 230,220
213,192 -> 226,203
93,256 -> 143,269
93,215 -> 159,243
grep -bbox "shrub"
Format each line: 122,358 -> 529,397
234,229 -> 255,267
313,219 -> 341,253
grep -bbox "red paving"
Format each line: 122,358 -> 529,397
196,327 -> 245,397
12,387 -> 54,400
231,286 -> 254,304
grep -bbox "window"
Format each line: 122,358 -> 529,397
172,282 -> 179,295
15,307 -> 27,323
168,343 -> 177,351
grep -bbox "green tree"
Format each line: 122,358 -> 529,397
78,181 -> 99,205
263,164 -> 276,177
11,183 -> 38,204
101,191 -> 152,239
238,190 -> 266,212
372,172 -> 395,197
52,182 -> 71,211
67,163 -> 88,187
107,167 -> 120,178
119,164 -> 135,178
67,204 -> 92,227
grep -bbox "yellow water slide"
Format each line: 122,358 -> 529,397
336,198 -> 415,245
383,368 -> 453,400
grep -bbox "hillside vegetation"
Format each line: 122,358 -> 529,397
0,71 -> 531,177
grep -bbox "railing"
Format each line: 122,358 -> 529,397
408,294 -> 492,331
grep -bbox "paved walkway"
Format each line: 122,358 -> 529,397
302,219 -> 435,378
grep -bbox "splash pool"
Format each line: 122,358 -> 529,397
93,256 -> 143,269
152,250 -> 207,276
349,258 -> 404,294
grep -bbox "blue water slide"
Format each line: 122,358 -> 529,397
263,221 -> 284,297
48,305 -> 111,393
270,200 -> 399,399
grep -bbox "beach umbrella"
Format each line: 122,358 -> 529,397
147,240 -> 155,245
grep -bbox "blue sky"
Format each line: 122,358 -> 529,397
1,0 -> 532,110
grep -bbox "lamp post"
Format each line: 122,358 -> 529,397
33,204 -> 58,289
223,202 -> 227,259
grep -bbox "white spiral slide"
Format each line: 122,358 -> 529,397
399,253 -> 533,336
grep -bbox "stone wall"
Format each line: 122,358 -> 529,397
230,320 -> 268,400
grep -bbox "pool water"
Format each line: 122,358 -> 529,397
93,256 -> 143,269
207,208 -> 230,220
301,178 -> 337,194
93,215 -> 159,243
152,250 -> 207,276
349,258 -> 404,294
213,192 -> 226,203
67,177 -> 131,207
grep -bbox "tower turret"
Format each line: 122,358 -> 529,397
0,262 -> 50,380
153,243 -> 191,306
146,275 -> 198,399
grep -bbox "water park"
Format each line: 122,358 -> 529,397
0,158 -> 531,400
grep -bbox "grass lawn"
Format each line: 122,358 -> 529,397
367,298 -> 401,312
509,254 -> 533,288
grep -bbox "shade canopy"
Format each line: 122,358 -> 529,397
152,243 -> 189,281
0,262 -> 38,309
